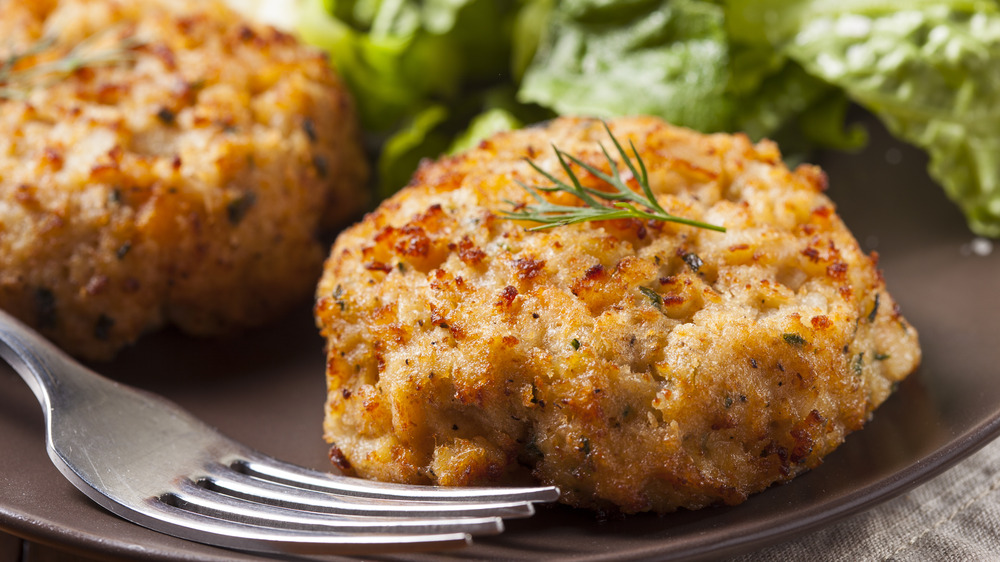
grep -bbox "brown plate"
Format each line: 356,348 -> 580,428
2,118 -> 999,561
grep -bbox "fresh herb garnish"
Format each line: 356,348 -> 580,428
0,29 -> 142,100
501,123 -> 726,233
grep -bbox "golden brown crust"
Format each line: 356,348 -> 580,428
0,0 -> 368,359
315,116 -> 920,513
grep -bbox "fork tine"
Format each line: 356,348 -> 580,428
201,467 -> 538,518
144,496 -> 474,555
166,479 -> 507,536
234,456 -> 562,503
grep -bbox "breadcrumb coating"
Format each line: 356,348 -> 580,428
315,116 -> 920,513
0,0 -> 367,359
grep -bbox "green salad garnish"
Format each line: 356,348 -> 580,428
294,0 -> 1000,237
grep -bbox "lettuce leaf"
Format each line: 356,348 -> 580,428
517,0 -> 864,152
519,0 -> 734,132
726,44 -> 864,151
448,107 -> 524,154
377,105 -> 452,198
296,0 -> 1000,236
298,0 -> 513,132
375,86 -> 554,197
731,1 -> 1000,236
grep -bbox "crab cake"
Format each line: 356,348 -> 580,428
315,116 -> 920,514
0,0 -> 367,360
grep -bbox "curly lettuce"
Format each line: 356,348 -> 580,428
736,2 -> 1000,236
519,0 -> 733,132
295,0 -> 1000,236
297,0 -> 513,132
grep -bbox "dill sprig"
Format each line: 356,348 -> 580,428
0,28 -> 142,100
501,123 -> 726,233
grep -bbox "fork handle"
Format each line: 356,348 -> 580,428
0,308 -> 77,415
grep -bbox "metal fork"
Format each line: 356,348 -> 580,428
0,309 -> 559,555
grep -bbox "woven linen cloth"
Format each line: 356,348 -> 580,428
733,436 -> 1000,561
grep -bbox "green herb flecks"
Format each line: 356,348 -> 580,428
639,286 -> 662,308
501,123 -> 726,233
333,285 -> 346,312
683,252 -> 704,272
868,293 -> 880,323
0,28 -> 142,100
783,333 -> 807,347
226,192 -> 257,225
853,352 -> 864,376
